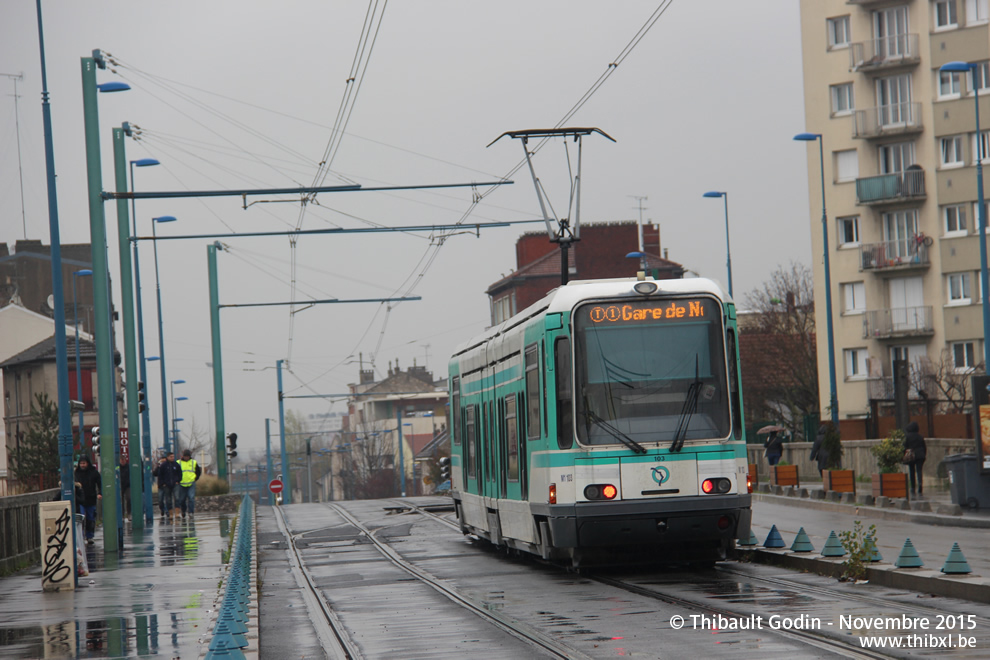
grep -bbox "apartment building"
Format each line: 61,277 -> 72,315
799,0 -> 990,419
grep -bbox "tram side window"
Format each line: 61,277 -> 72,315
726,329 -> 742,439
555,337 -> 573,449
525,345 -> 540,440
506,394 -> 519,481
451,377 -> 460,445
466,405 -> 476,478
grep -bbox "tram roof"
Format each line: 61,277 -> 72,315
451,276 -> 728,358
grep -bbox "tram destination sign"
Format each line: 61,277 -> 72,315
586,299 -> 710,325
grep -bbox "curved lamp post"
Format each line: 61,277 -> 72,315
72,269 -> 92,447
702,191 -> 734,298
794,132 -> 839,427
152,216 -> 176,452
941,61 -> 989,369
170,379 -> 186,453
130,156 -> 159,522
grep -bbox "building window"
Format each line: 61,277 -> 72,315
939,71 -> 961,98
944,204 -> 968,235
844,348 -> 869,380
935,0 -> 959,28
966,0 -> 989,24
491,292 -> 516,324
879,141 -> 915,174
974,130 -> 990,165
953,341 -> 976,372
876,75 -> 913,127
831,83 -> 854,115
835,149 -> 859,182
947,272 -> 972,304
975,201 -> 990,232
837,216 -> 860,246
827,16 -> 851,49
843,281 -> 866,315
941,135 -> 964,167
971,60 -> 990,93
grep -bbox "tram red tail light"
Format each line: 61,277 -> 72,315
717,515 -> 732,530
583,484 -> 618,501
702,478 -> 732,494
746,473 -> 753,494
549,483 -> 557,505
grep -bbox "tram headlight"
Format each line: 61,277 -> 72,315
633,281 -> 658,295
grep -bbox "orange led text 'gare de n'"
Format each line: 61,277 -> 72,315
588,301 -> 706,324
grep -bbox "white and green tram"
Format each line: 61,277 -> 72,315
448,277 -> 752,566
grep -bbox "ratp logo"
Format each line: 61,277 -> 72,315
651,466 -> 670,485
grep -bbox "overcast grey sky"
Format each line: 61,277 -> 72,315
0,0 -> 811,459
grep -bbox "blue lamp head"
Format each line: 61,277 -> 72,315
625,251 -> 647,259
793,132 -> 821,142
132,158 -> 160,167
172,379 -> 186,385
97,82 -> 130,93
176,396 -> 189,401
75,269 -> 93,277
703,191 -> 725,198
939,61 -> 973,73
146,355 -> 161,362
153,215 -> 177,223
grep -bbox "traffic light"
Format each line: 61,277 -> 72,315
226,432 -> 238,458
90,426 -> 101,453
438,456 -> 450,481
137,381 -> 146,414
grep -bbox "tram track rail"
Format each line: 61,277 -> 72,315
326,502 -> 592,660
273,505 -> 361,660
390,498 -> 895,659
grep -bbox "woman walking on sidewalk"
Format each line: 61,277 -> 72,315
904,421 -> 927,496
74,455 -> 102,544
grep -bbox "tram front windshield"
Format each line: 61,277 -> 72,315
574,297 -> 730,447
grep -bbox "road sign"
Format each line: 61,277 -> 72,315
269,479 -> 284,494
119,428 -> 129,463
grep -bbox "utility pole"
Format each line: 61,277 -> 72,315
1,72 -> 27,238
629,195 -> 648,254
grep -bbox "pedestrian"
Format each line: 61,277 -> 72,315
764,430 -> 784,467
153,452 -> 181,520
119,456 -> 131,519
175,449 -> 202,519
809,423 -> 829,477
904,420 -> 927,497
73,455 -> 102,545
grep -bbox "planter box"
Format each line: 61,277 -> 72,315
770,464 -> 799,487
872,472 -> 908,499
823,469 -> 856,494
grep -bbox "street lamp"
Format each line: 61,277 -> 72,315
153,215 -> 177,452
794,132 -> 839,427
702,191 -> 734,298
170,379 -> 186,453
173,395 -> 188,453
81,53 -> 132,552
72,269 -> 92,447
130,154 -> 159,523
941,61 -> 990,369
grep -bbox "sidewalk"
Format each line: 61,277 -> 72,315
0,511 -> 244,659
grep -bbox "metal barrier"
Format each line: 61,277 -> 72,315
205,494 -> 254,659
0,488 -> 59,575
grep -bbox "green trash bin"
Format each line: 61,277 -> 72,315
942,454 -> 990,509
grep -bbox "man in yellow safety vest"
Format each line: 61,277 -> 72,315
175,449 -> 202,519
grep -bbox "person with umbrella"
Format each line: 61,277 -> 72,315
760,425 -> 785,466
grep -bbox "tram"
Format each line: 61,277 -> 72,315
447,276 -> 752,566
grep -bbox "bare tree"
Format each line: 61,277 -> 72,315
741,262 -> 820,440
915,349 -> 981,414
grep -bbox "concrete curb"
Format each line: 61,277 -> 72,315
739,547 -> 990,604
752,491 -> 990,529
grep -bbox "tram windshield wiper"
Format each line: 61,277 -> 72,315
586,407 -> 648,454
671,355 -> 702,453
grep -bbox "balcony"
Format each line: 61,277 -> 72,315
846,0 -> 914,5
860,237 -> 930,273
862,305 -> 934,339
855,167 -> 925,205
850,34 -> 920,71
852,102 -> 922,139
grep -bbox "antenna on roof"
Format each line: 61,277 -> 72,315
488,127 -> 615,285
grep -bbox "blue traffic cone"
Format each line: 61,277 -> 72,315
739,530 -> 758,547
763,524 -> 785,548
821,531 -> 846,557
941,543 -> 971,574
895,538 -> 924,568
866,535 -> 882,562
790,527 -> 815,553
